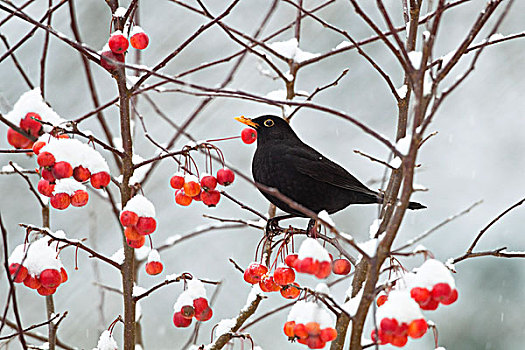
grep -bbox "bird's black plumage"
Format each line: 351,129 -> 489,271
236,115 -> 425,216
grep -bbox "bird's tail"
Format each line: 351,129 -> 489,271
376,193 -> 426,210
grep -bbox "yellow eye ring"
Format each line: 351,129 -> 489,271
264,119 -> 274,127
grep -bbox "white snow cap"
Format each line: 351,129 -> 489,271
298,238 -> 331,262
8,237 -> 63,276
244,284 -> 265,310
408,51 -> 423,69
110,248 -> 125,265
130,26 -> 145,36
376,290 -> 424,324
122,194 -> 156,218
173,279 -> 207,312
318,210 -> 335,227
5,89 -> 66,132
215,318 -> 236,338
184,174 -> 199,183
287,300 -> 334,328
113,7 -> 127,17
40,138 -> 110,173
53,178 -> 86,196
268,38 -> 319,63
93,330 -> 118,350
147,249 -> 160,263
409,259 -> 456,289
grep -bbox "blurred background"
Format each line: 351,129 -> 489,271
0,0 -> 524,349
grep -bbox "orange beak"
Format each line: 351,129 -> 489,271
234,116 -> 258,128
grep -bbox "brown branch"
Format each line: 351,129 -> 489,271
9,161 -> 46,208
133,273 -> 220,302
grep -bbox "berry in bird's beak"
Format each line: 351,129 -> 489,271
234,115 -> 258,128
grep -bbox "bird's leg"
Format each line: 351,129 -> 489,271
306,219 -> 318,237
266,214 -> 297,237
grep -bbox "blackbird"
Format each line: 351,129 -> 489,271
235,115 -> 425,218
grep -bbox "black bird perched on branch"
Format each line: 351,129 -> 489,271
235,115 -> 425,221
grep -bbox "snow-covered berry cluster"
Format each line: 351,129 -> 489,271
284,300 -> 337,349
173,280 -> 213,328
120,195 -> 157,249
171,169 -> 234,208
8,236 -> 68,296
407,259 -> 458,310
34,136 -> 110,209
100,27 -> 149,72
145,249 -> 163,275
372,291 -> 428,347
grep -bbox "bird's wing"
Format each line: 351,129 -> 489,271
287,146 -> 378,196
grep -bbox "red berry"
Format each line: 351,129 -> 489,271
108,33 -> 129,54
195,306 -> 213,322
315,260 -> 332,279
70,190 -> 89,207
32,141 -> 46,155
37,151 -> 55,167
20,112 -> 42,136
307,336 -> 325,349
410,287 -> 431,304
52,161 -> 73,179
394,322 -> 408,338
441,288 -> 458,305
216,168 -> 234,186
60,268 -> 68,283
9,263 -> 28,283
192,192 -> 202,201
124,226 -> 142,241
73,166 -> 91,182
201,190 -> 221,207
419,297 -> 439,310
380,318 -> 398,334
193,297 -> 209,315
136,217 -> 157,235
377,294 -> 388,307
332,258 -> 351,275
431,283 -> 452,302
305,322 -> 321,336
407,319 -> 427,339
126,236 -> 145,249
41,167 -> 55,182
259,275 -> 280,292
320,327 -> 337,342
39,269 -> 62,288
90,171 -> 111,189
7,128 -> 31,149
130,31 -> 149,50
23,275 -> 41,289
37,286 -> 57,296
284,321 -> 295,337
120,210 -> 139,227
280,282 -> 301,299
37,179 -> 55,197
293,323 -> 308,340
273,267 -> 295,286
173,312 -> 192,327
200,175 -> 217,190
175,189 -> 192,206
391,335 -> 408,347
100,50 -> 124,71
50,193 -> 70,210
181,305 -> 195,319
183,179 -> 201,197
170,174 -> 185,189
241,127 -> 257,144
284,254 -> 298,267
243,263 -> 268,284
145,261 -> 163,275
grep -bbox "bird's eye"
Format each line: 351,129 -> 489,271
264,119 -> 274,127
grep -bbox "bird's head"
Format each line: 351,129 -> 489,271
235,115 -> 298,145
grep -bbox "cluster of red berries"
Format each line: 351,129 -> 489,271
243,262 -> 301,299
7,112 -> 42,149
371,318 -> 428,347
101,27 -> 149,72
283,252 -> 351,280
145,249 -> 163,276
173,297 -> 213,328
410,282 -> 458,310
10,263 -> 68,296
120,195 -> 157,249
170,169 -> 234,207
34,136 -> 110,209
283,321 -> 337,349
